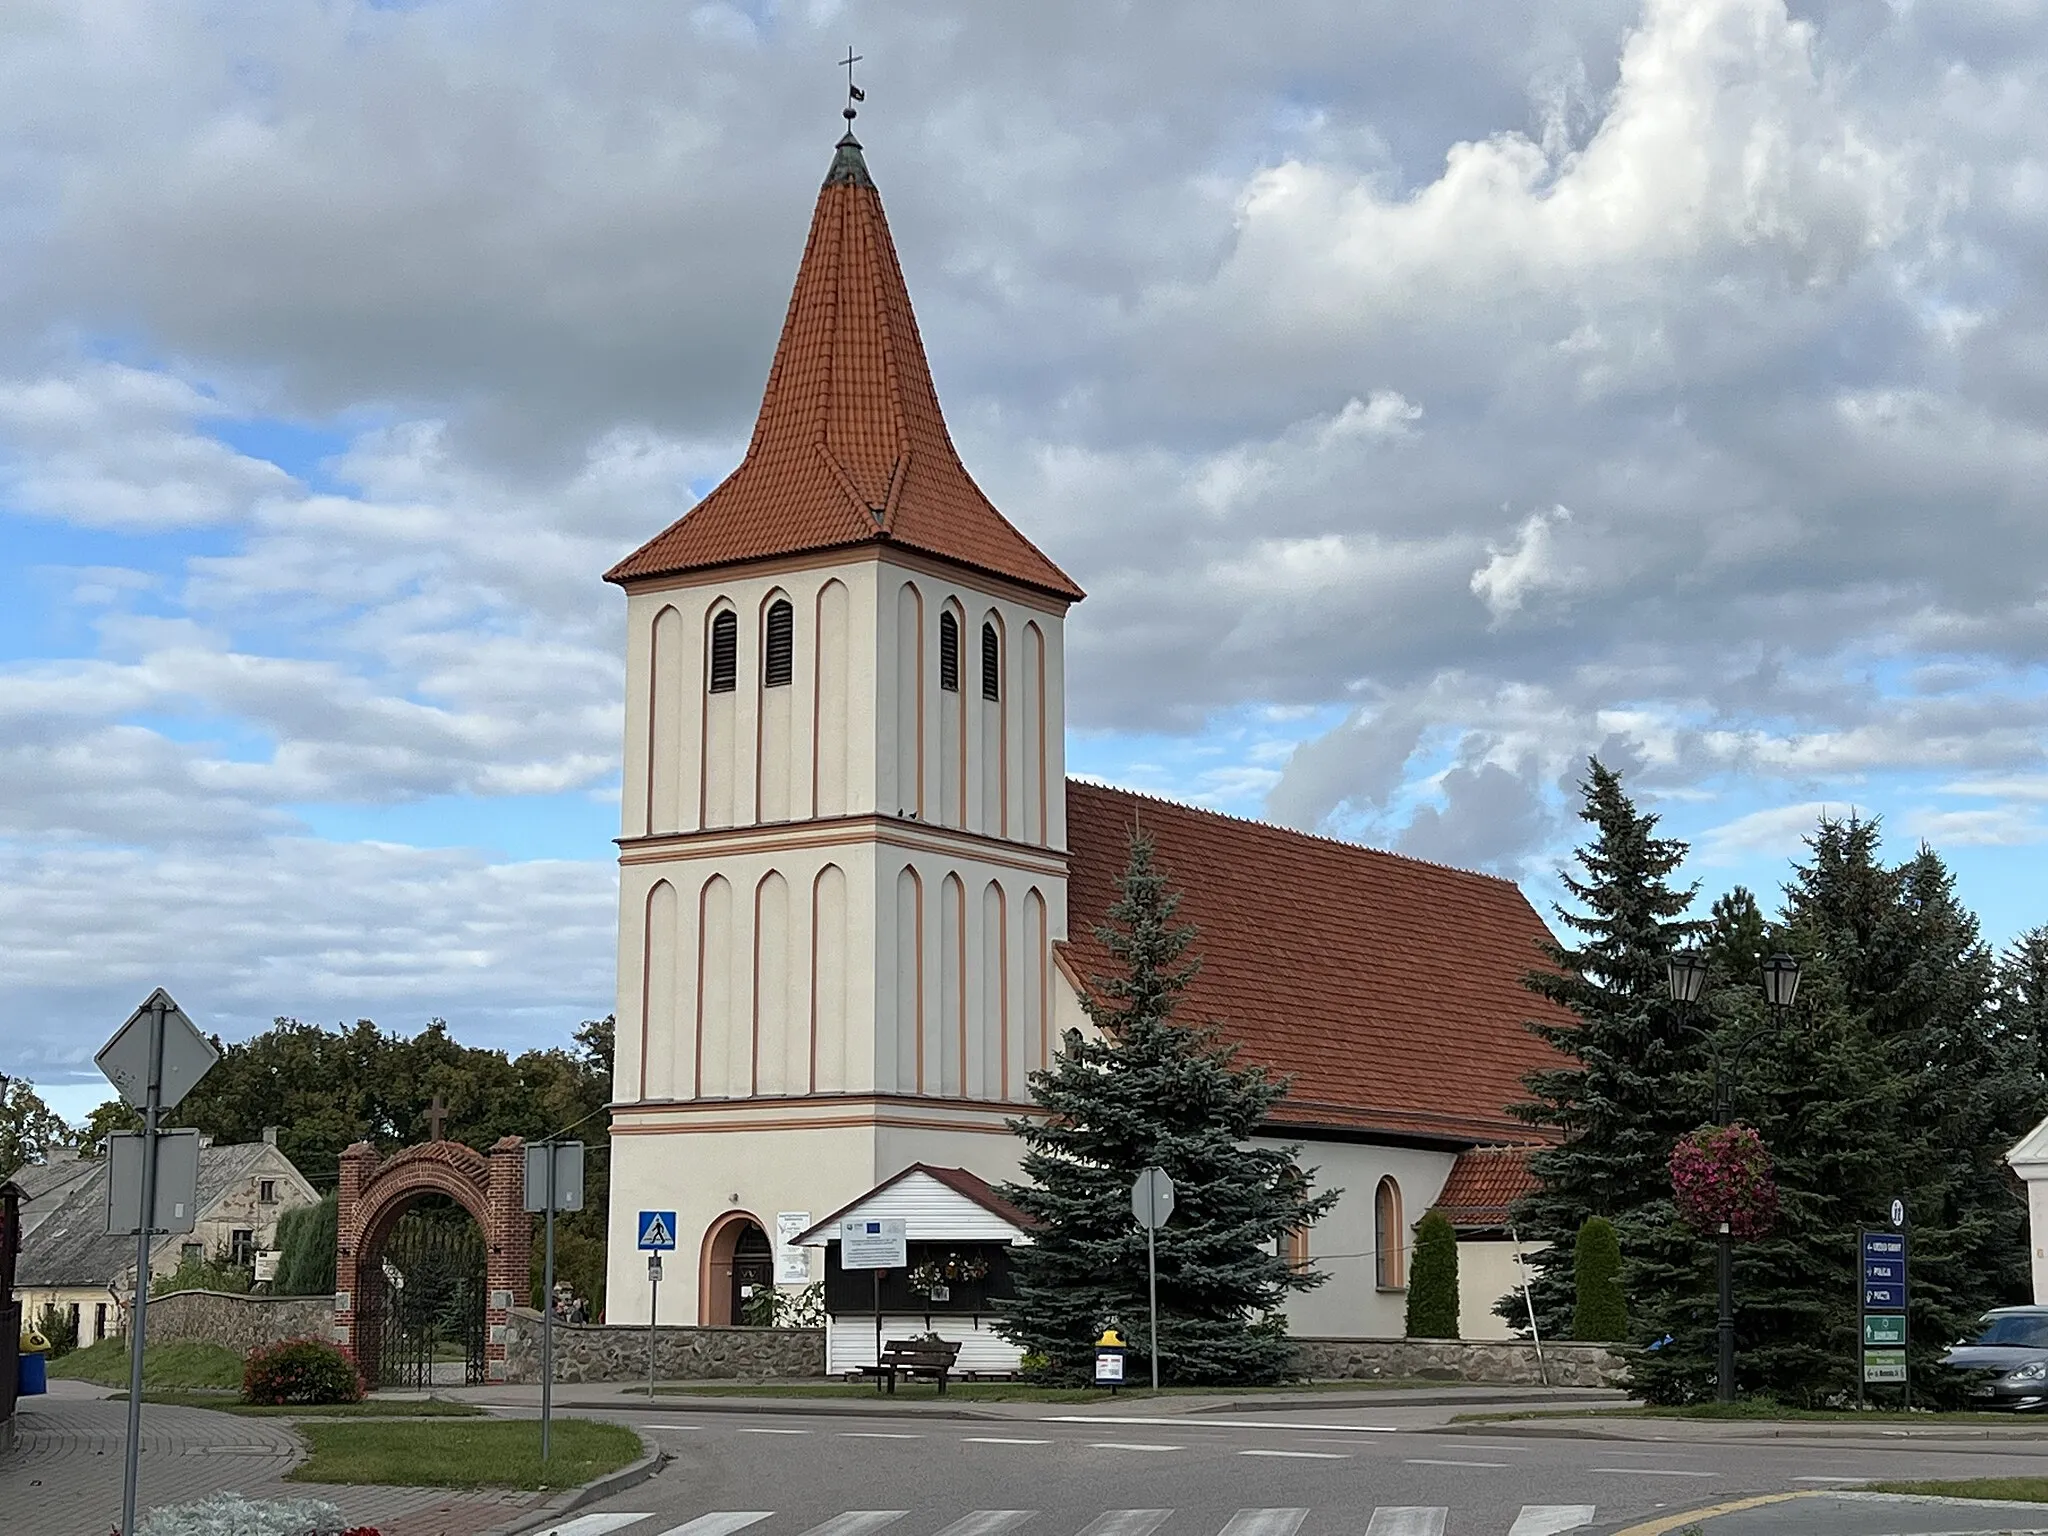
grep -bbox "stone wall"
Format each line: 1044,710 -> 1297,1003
1290,1336 -> 1626,1388
143,1290 -> 335,1355
498,1308 -> 825,1384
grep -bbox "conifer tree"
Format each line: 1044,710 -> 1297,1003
1405,1211 -> 1460,1339
1630,820 -> 2045,1404
1503,759 -> 1704,1333
995,831 -> 1338,1385
1571,1216 -> 1625,1342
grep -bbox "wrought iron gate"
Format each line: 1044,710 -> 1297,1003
360,1204 -> 487,1389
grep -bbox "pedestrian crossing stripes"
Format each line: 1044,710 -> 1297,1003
554,1508 -> 1602,1536
1507,1511 -> 1598,1536
1364,1511 -> 1445,1536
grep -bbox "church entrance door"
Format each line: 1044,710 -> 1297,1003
731,1224 -> 773,1325
700,1213 -> 774,1325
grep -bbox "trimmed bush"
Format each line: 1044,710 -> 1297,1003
1404,1209 -> 1460,1339
242,1337 -> 363,1406
134,1491 -> 356,1536
1572,1215 -> 1627,1341
274,1193 -> 338,1297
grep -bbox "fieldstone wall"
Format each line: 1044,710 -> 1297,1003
144,1289 -> 335,1354
498,1308 -> 825,1384
1290,1336 -> 1626,1388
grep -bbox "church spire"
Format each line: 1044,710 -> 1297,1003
607,119 -> 1082,602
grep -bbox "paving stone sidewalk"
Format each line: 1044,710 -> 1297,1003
0,1386 -> 548,1536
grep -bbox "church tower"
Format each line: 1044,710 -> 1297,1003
602,125 -> 1084,1326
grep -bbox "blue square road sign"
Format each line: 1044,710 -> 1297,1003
638,1210 -> 678,1251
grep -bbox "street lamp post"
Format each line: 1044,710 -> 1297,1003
1666,949 -> 1801,1405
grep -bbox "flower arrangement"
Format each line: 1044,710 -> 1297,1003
1670,1122 -> 1779,1240
906,1251 -> 992,1296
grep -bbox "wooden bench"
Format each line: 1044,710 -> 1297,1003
857,1338 -> 962,1394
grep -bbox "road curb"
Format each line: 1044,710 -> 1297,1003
1442,1418 -> 2048,1445
496,1436 -> 670,1535
1184,1391 -> 1627,1415
558,1396 -> 1016,1422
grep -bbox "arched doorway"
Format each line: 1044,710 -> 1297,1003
700,1212 -> 774,1325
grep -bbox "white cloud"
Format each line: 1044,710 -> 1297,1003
1697,800 -> 1871,863
1471,505 -> 1585,623
3,0 -> 2048,1051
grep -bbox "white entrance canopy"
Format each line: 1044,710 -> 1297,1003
2007,1113 -> 2048,1303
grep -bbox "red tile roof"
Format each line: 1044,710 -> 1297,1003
1061,781 -> 1573,1144
607,134 -> 1083,603
1431,1145 -> 1541,1232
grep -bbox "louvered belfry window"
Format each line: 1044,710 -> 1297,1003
708,610 -> 738,693
763,600 -> 794,687
980,621 -> 1000,701
939,611 -> 960,692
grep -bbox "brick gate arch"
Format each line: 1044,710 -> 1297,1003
333,1136 -> 531,1382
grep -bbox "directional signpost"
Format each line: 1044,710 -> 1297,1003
524,1141 -> 584,1459
1131,1167 -> 1175,1392
96,989 -> 219,1536
638,1210 -> 676,1396
1860,1208 -> 1909,1407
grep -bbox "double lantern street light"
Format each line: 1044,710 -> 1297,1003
1664,948 -> 1803,1405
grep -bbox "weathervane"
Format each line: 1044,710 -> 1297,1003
841,46 -> 865,124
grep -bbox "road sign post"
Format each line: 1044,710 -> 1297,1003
839,1218 -> 907,1367
1130,1167 -> 1175,1392
525,1141 -> 584,1460
638,1211 -> 675,1397
95,989 -> 218,1536
1860,1220 -> 1909,1408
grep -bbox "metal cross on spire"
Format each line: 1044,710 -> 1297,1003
841,46 -> 865,124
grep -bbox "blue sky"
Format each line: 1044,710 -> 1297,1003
6,0 -> 2048,1122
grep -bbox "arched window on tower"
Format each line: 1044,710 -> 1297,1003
708,610 -> 738,693
1375,1176 -> 1406,1290
980,621 -> 1000,701
763,600 -> 794,688
939,611 -> 960,692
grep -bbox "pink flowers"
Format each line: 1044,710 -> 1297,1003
1671,1123 -> 1779,1241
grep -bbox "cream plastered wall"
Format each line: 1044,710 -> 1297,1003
1270,1137 -> 1459,1339
1457,1237 -> 1539,1341
606,1118 -> 872,1326
605,1105 -> 1025,1325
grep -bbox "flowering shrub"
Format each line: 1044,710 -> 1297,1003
132,1492 -> 375,1536
241,1336 -> 364,1405
1670,1122 -> 1778,1240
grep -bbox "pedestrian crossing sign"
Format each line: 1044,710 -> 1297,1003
638,1210 -> 677,1251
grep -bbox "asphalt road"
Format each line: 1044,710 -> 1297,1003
517,1402 -> 2048,1536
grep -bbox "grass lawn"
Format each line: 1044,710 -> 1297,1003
287,1418 -> 642,1490
654,1378 -> 1450,1403
1865,1478 -> 2048,1501
133,1390 -> 484,1418
49,1338 -> 242,1391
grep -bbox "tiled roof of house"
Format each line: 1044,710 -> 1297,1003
16,1141 -> 281,1289
6,1153 -> 100,1239
1431,1145 -> 1542,1232
607,133 -> 1082,603
1061,781 -> 1573,1144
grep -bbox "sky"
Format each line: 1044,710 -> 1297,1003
5,0 -> 2047,1122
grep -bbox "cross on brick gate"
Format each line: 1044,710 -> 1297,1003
425,1093 -> 447,1141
